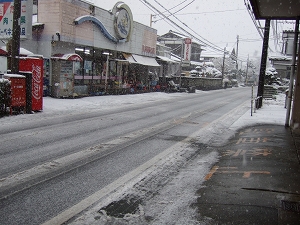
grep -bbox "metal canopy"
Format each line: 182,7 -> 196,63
132,54 -> 160,67
249,0 -> 300,19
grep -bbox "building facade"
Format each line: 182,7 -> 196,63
269,30 -> 299,80
10,0 -> 161,97
158,30 -> 204,75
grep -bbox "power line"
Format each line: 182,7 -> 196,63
158,0 -> 192,15
154,0 -> 195,23
244,0 -> 274,53
136,8 -> 245,16
244,0 -> 264,39
153,8 -> 246,23
139,0 -> 181,33
146,0 -> 225,53
142,0 -> 264,63
172,8 -> 246,15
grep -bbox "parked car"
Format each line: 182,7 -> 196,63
189,70 -> 200,77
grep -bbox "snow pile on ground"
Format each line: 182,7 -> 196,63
0,92 -> 186,126
42,92 -> 185,114
1,89 -> 287,125
231,93 -> 287,129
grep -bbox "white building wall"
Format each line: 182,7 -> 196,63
35,0 -> 157,57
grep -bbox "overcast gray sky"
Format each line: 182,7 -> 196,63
90,0 -> 290,62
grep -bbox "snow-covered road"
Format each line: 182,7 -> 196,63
41,90 -> 287,225
1,89 -> 287,225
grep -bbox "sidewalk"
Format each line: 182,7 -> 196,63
194,124 -> 300,224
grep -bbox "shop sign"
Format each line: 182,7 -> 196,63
142,45 -> 155,55
74,3 -> 133,44
114,3 -> 133,42
0,0 -> 32,39
115,9 -> 131,39
142,28 -> 157,57
60,61 -> 73,79
184,38 -> 192,61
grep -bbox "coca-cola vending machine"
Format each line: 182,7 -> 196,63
19,57 -> 44,111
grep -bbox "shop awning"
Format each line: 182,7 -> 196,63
123,53 -> 136,63
122,53 -> 159,66
0,46 -> 34,56
156,55 -> 178,63
132,54 -> 160,67
51,53 -> 83,61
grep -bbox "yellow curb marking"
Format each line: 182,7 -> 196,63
205,166 -> 219,181
222,148 -> 272,157
218,170 -> 271,178
236,137 -> 268,144
239,128 -> 274,135
205,166 -> 270,180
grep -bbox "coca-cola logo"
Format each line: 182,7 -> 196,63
32,83 -> 41,100
32,64 -> 42,100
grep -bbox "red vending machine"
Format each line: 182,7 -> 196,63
3,74 -> 26,114
19,57 -> 44,111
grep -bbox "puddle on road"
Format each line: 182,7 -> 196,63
98,196 -> 142,218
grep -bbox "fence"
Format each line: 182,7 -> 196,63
180,77 -> 223,90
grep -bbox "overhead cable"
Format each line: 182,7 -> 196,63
154,0 -> 196,23
143,0 -> 225,53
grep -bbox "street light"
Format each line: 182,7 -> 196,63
102,52 -> 111,93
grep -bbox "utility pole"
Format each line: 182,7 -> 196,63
256,19 -> 271,109
11,0 -> 22,74
285,18 -> 299,127
236,35 -> 239,79
179,39 -> 184,87
150,14 -> 155,27
221,46 -> 226,82
245,55 -> 249,85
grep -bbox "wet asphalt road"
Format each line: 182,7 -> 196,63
0,88 -> 252,225
194,125 -> 300,225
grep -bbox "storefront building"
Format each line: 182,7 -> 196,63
156,42 -> 180,85
23,0 -> 160,97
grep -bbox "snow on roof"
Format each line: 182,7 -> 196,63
0,46 -> 34,56
0,78 -> 10,83
3,74 -> 26,78
160,30 -> 203,46
269,52 -> 292,61
269,55 -> 292,61
203,61 -> 214,66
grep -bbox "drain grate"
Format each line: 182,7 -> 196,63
281,200 -> 300,213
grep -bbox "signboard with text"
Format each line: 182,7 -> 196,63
184,38 -> 192,62
0,0 -> 32,39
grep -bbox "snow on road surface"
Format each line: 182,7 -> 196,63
66,92 -> 286,225
1,90 -> 287,225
